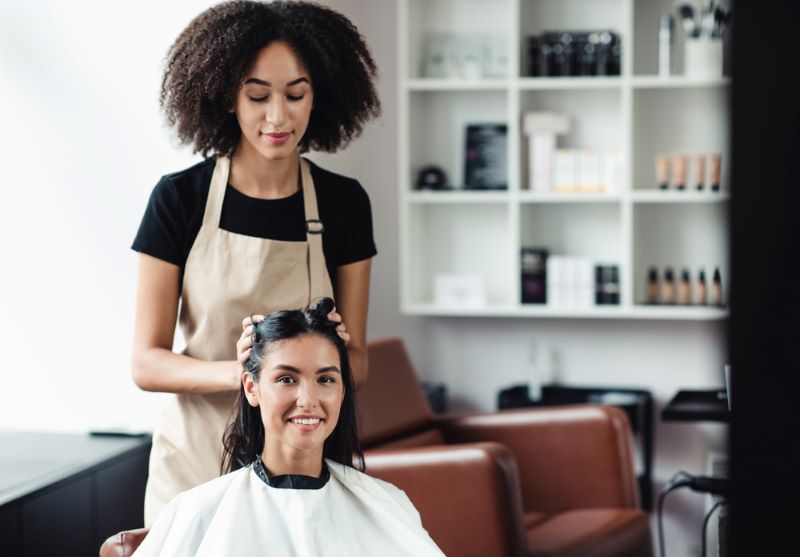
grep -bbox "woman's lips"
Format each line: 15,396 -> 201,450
262,131 -> 291,145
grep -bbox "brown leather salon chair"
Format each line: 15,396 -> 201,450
359,338 -> 654,557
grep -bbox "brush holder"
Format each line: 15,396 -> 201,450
684,37 -> 723,78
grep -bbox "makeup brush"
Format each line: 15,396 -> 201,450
713,6 -> 730,38
677,4 -> 698,38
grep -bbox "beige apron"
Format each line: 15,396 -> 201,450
144,156 -> 334,526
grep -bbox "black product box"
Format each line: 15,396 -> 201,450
464,124 -> 508,190
521,248 -> 548,304
524,30 -> 621,77
595,264 -> 620,305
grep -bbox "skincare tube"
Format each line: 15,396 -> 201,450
679,268 -> 692,305
662,267 -> 676,304
659,15 -> 673,78
696,269 -> 708,305
710,153 -> 722,191
655,154 -> 671,190
711,267 -> 724,306
694,155 -> 706,190
646,266 -> 659,304
674,154 -> 687,190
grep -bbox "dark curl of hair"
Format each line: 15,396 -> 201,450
222,297 -> 364,474
160,0 -> 381,157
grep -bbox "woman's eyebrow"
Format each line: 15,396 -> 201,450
271,364 -> 301,373
317,366 -> 341,374
244,77 -> 310,86
270,364 -> 340,374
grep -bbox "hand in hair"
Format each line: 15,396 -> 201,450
236,306 -> 350,369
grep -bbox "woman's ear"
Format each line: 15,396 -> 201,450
242,371 -> 259,407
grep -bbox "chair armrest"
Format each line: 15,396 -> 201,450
99,527 -> 149,557
441,404 -> 640,513
365,442 -> 527,557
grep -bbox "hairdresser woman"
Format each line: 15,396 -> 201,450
130,1 -> 380,527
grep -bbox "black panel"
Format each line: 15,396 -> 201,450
94,446 -> 150,547
0,504 -> 22,557
23,476 -> 92,557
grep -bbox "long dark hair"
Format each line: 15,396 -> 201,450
222,297 -> 363,473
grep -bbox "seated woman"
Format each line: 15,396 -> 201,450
133,298 -> 445,556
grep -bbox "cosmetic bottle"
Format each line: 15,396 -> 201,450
679,268 -> 692,305
696,269 -> 708,305
646,266 -> 659,304
674,154 -> 687,190
710,153 -> 722,191
658,15 -> 673,78
655,154 -> 671,190
711,267 -> 724,306
694,154 -> 706,190
662,267 -> 676,305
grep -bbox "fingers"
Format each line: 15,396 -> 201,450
237,322 -> 258,367
241,315 -> 265,330
329,307 -> 350,345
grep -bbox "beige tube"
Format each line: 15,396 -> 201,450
694,155 -> 706,190
709,153 -> 722,191
655,154 -> 671,190
673,154 -> 687,190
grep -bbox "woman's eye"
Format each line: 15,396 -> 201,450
249,95 -> 268,102
318,375 -> 337,384
287,94 -> 305,101
276,376 -> 296,384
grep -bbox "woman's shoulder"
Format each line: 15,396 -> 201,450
305,158 -> 369,198
157,158 -> 216,191
172,466 -> 249,508
325,460 -> 417,512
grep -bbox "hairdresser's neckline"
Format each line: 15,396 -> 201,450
252,455 -> 330,490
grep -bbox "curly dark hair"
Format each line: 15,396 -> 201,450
160,0 -> 381,157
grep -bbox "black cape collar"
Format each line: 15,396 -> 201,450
252,455 -> 330,490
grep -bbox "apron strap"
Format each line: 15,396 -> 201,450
300,158 -> 328,304
202,156 -> 230,228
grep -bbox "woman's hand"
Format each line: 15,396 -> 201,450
237,307 -> 350,369
237,315 -> 264,370
327,307 -> 350,345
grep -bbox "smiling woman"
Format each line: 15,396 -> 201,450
223,297 -> 361,476
131,299 -> 445,556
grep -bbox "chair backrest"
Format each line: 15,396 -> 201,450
357,338 -> 437,447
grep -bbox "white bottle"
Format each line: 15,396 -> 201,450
659,15 -> 673,78
527,340 -> 542,401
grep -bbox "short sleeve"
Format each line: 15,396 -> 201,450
131,176 -> 187,267
337,180 -> 377,266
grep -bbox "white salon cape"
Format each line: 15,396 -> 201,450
132,457 -> 446,556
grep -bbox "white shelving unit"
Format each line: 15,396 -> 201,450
398,0 -> 730,320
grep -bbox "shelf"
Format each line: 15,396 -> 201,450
631,191 -> 730,203
631,76 -> 731,89
628,305 -> 728,320
403,303 -> 728,320
399,0 -> 730,321
520,192 -> 621,203
408,191 -> 509,203
518,77 -> 623,90
405,78 -> 509,91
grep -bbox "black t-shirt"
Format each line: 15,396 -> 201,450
131,158 -> 377,291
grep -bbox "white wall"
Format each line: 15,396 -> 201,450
0,2 -> 726,555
